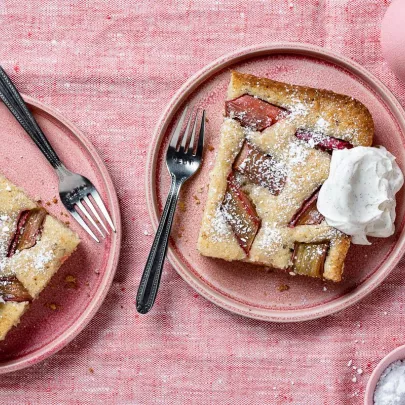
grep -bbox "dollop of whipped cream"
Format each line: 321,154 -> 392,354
317,146 -> 404,245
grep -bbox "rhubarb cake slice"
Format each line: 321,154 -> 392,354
198,71 -> 374,282
0,175 -> 80,340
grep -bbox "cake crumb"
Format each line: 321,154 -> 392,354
65,275 -> 77,289
277,284 -> 290,292
178,201 -> 186,212
46,303 -> 59,310
52,197 -> 58,204
208,144 -> 215,152
89,367 -> 94,374
193,195 -> 201,205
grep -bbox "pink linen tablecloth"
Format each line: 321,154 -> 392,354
0,1 -> 404,404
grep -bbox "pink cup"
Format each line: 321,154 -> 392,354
364,344 -> 405,404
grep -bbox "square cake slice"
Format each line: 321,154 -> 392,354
0,174 -> 80,340
198,71 -> 374,282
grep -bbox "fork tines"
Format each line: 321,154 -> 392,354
169,107 -> 205,156
70,188 -> 115,243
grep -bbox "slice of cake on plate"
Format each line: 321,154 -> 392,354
0,174 -> 80,340
198,71 -> 374,282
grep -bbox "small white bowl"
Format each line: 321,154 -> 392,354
364,344 -> 405,404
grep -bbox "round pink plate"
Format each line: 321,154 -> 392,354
364,344 -> 405,404
146,43 -> 405,322
0,95 -> 121,373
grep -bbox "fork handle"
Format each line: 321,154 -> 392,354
136,176 -> 183,314
0,66 -> 62,169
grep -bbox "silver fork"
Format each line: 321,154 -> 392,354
0,66 -> 115,242
136,107 -> 205,314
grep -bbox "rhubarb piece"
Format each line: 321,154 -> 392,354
294,198 -> 324,226
0,277 -> 32,302
221,173 -> 261,254
225,95 -> 287,131
233,141 -> 286,195
295,130 -> 353,151
288,188 -> 323,228
290,188 -> 328,278
292,243 -> 329,278
8,208 -> 47,257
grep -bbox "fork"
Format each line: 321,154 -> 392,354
136,107 -> 205,314
0,66 -> 115,242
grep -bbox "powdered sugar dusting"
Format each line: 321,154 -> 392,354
235,142 -> 287,195
209,207 -> 231,242
314,117 -> 330,133
7,241 -> 56,278
288,141 -> 309,166
0,213 -> 12,272
286,100 -> 310,121
33,246 -> 54,272
257,225 -> 283,254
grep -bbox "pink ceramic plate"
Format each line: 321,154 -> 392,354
0,95 -> 121,373
364,344 -> 405,404
146,43 -> 405,322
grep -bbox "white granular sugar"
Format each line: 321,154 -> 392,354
374,360 -> 405,405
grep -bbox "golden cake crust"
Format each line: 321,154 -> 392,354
228,71 -> 374,147
198,71 -> 374,282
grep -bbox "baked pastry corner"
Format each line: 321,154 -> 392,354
0,175 -> 80,340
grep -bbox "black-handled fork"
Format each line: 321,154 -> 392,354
0,66 -> 115,242
136,107 -> 205,314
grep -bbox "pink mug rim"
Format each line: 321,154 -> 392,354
364,344 -> 405,404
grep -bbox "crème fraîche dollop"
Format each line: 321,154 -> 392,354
317,146 -> 403,245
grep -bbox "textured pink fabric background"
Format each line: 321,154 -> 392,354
0,0 -> 404,404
